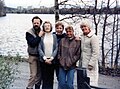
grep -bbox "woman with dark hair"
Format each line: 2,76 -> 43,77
38,21 -> 58,89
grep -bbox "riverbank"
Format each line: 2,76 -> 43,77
0,12 -> 6,17
10,61 -> 120,89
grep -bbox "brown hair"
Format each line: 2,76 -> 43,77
65,25 -> 74,31
55,21 -> 64,29
42,21 -> 52,32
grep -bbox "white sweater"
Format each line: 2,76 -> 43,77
43,33 -> 53,58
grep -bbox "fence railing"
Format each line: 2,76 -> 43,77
76,68 -> 108,89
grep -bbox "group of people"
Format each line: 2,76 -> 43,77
25,16 -> 99,89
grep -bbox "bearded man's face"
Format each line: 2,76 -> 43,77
33,19 -> 41,30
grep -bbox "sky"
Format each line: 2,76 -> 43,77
4,0 -> 120,8
4,0 -> 54,8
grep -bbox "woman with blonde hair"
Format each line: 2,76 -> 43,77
79,19 -> 99,86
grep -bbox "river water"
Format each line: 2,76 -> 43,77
0,14 -> 55,58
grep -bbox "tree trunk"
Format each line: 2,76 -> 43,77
114,39 -> 120,68
0,0 -> 6,16
114,0 -> 119,69
111,14 -> 116,68
101,0 -> 110,68
55,0 -> 59,22
93,0 -> 98,35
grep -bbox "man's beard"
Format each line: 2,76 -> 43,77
33,25 -> 40,35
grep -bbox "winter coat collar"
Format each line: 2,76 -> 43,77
86,30 -> 95,38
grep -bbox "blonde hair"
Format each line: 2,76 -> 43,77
80,19 -> 91,29
65,25 -> 74,31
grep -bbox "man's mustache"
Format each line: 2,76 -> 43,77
34,25 -> 39,28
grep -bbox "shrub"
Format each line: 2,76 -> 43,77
0,55 -> 19,89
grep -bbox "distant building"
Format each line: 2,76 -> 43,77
27,6 -> 33,10
17,6 -> 24,11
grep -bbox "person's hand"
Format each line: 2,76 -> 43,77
45,58 -> 52,64
88,65 -> 93,71
75,36 -> 81,40
45,59 -> 51,64
39,30 -> 44,37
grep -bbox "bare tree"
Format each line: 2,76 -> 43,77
101,0 -> 110,68
100,0 -> 120,68
54,0 -> 69,22
54,0 -> 120,70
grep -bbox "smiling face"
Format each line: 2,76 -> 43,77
55,22 -> 64,35
80,25 -> 91,35
44,23 -> 51,32
65,26 -> 74,38
43,21 -> 52,33
33,19 -> 41,30
56,25 -> 64,35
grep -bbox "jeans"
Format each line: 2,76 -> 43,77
58,67 -> 75,89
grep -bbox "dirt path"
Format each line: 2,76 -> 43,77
10,62 -> 120,89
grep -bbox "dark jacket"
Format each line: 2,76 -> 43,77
52,32 -> 66,64
58,36 -> 81,70
53,32 -> 66,44
26,28 -> 41,56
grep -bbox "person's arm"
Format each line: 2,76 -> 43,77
73,40 -> 81,64
26,32 -> 41,47
26,30 -> 44,47
66,40 -> 81,67
38,39 -> 46,61
50,34 -> 58,61
57,39 -> 62,61
88,35 -> 99,68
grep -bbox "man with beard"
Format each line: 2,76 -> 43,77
26,16 -> 44,89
